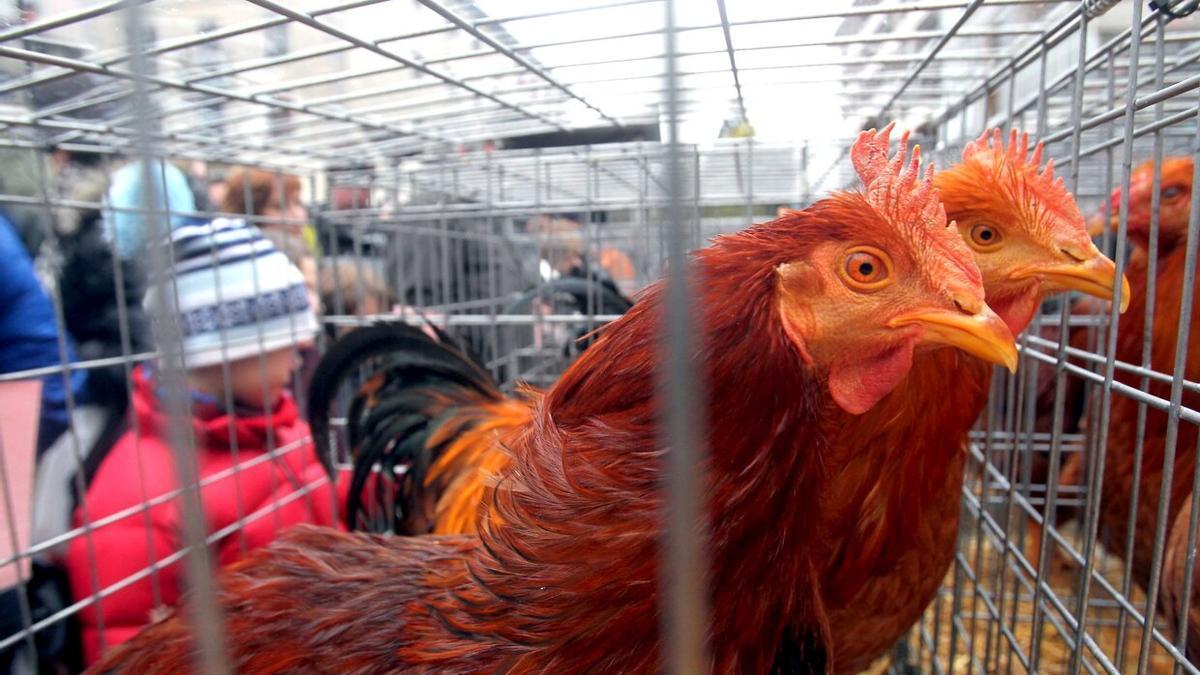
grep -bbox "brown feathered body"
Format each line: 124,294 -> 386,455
815,350 -> 991,673
1102,245 -> 1200,597
1163,491 -> 1200,662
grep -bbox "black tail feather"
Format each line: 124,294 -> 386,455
306,322 -> 501,534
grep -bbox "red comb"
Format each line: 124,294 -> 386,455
851,122 -> 948,234
963,128 -> 1080,225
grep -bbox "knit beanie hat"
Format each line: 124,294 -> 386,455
143,218 -> 318,369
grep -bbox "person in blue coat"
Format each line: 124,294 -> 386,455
0,211 -> 88,454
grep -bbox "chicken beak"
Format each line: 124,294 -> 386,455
1014,247 -> 1131,314
889,305 -> 1019,373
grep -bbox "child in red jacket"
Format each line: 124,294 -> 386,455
65,219 -> 344,665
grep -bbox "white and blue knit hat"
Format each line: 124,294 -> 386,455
144,218 -> 318,369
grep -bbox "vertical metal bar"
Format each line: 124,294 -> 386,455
1136,85 -> 1200,675
1174,433 -> 1200,675
970,372 -> 1005,674
1005,61 -> 1017,132
693,148 -> 701,248
390,160 -> 407,332
240,174 -> 285,537
985,347 -> 1019,672
450,165 -> 462,317
351,180 -> 368,327
1072,1 -> 1142,671
314,172 -> 340,526
532,149 -> 544,378
123,0 -> 231,670
713,0 -> 745,123
28,137 -> 111,656
95,153 -> 167,607
277,166 -> 317,521
1029,13 -> 1089,671
1035,45 -> 1049,140
1001,357 -> 1038,675
745,137 -> 754,228
1121,17 -> 1168,669
438,161 -> 450,309
485,151 -> 500,380
205,176 -> 252,556
798,141 -> 809,206
1102,43 -> 1136,669
660,1 -> 709,672
959,100 -> 969,151
585,147 -> 596,335
410,173 -> 426,315
638,146 -> 650,288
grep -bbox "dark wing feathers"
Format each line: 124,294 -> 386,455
307,322 -> 502,534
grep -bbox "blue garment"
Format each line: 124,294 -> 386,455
104,160 -> 197,259
0,213 -> 88,453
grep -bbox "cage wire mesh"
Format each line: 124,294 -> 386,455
0,0 -> 1197,672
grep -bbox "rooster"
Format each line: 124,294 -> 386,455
90,127 -> 1017,673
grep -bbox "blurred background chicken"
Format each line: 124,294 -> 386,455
1025,156 -> 1198,663
92,126 -> 1018,674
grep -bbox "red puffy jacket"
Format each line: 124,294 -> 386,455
65,365 -> 345,665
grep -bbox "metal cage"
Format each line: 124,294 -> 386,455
0,0 -> 1198,673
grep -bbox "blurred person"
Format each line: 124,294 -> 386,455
525,214 -> 636,299
63,220 -> 345,666
0,210 -> 88,456
183,160 -> 229,213
526,214 -> 585,280
0,146 -> 57,256
318,259 -> 393,334
331,185 -> 370,212
260,228 -> 323,404
103,158 -> 198,259
311,184 -> 378,259
0,146 -> 157,675
221,167 -> 318,252
31,146 -> 153,553
0,210 -> 91,675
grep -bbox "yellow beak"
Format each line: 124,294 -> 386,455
1014,248 -> 1131,314
889,305 -> 1019,372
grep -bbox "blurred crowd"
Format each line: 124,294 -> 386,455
0,150 -> 393,674
0,148 -> 642,674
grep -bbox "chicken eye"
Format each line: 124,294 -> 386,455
969,223 -> 1002,249
841,247 -> 891,289
1164,185 -> 1185,200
